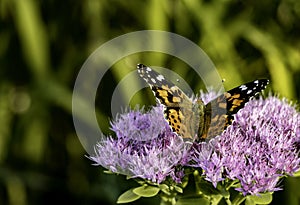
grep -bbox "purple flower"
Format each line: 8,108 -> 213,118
90,86 -> 300,196
111,106 -> 169,141
89,105 -> 189,184
190,95 -> 300,195
189,140 -> 224,187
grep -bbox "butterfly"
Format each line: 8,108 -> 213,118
137,64 -> 269,141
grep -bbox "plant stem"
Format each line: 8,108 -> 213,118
231,193 -> 246,205
210,194 -> 223,205
160,196 -> 176,205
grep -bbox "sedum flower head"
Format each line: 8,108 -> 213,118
190,95 -> 300,195
90,87 -> 300,196
90,105 -> 188,184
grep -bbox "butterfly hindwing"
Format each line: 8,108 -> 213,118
202,95 -> 227,140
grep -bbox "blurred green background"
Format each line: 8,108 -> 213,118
0,0 -> 299,204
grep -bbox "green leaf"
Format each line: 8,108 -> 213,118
133,185 -> 160,197
177,197 -> 210,205
159,184 -> 170,195
245,197 -> 256,205
196,179 -> 220,195
216,183 -> 230,198
293,169 -> 300,177
159,184 -> 169,190
117,189 -> 141,204
103,170 -> 114,174
174,185 -> 183,193
247,193 -> 273,204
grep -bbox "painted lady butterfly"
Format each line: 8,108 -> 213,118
137,64 -> 269,141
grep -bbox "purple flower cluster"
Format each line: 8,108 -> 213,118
190,96 -> 300,195
90,106 -> 188,184
90,91 -> 300,195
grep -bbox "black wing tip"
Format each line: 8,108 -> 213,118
137,63 -> 146,69
257,79 -> 269,89
248,79 -> 270,93
260,79 -> 269,85
244,79 -> 269,90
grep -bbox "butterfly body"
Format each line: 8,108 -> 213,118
137,64 -> 269,141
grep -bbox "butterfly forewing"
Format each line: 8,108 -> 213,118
137,64 -> 203,140
225,79 -> 269,115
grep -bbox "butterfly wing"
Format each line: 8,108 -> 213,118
225,79 -> 269,116
137,64 -> 204,140
203,79 -> 269,140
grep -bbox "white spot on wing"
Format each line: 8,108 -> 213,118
151,78 -> 156,83
157,74 -> 164,81
170,86 -> 178,92
239,85 -> 247,91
